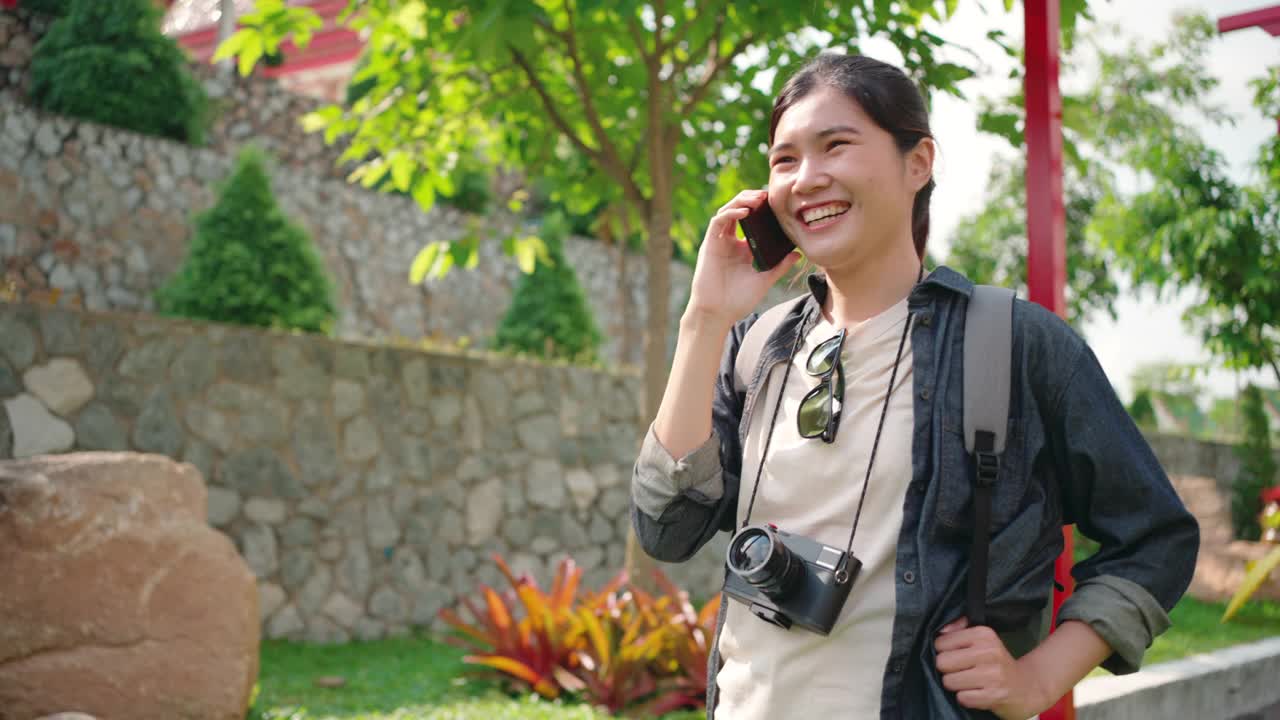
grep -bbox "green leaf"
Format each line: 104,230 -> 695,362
237,33 -> 264,77
390,153 -> 414,193
1223,547 -> 1280,622
409,242 -> 446,284
411,176 -> 436,212
513,235 -> 539,274
300,106 -> 341,133
211,30 -> 249,64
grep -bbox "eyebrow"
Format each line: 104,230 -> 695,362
769,125 -> 861,155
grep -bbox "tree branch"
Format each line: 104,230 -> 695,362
658,3 -> 694,60
507,43 -> 601,165
625,13 -> 651,64
562,3 -> 649,211
681,33 -> 754,116
674,1 -> 727,80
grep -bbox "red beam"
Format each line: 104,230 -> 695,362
1024,0 -> 1073,718
1218,4 -> 1280,35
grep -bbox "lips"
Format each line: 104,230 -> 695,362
799,202 -> 851,226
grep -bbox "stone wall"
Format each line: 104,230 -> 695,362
0,97 -> 725,369
0,8 -> 351,183
0,300 -> 730,643
2,7 -> 788,369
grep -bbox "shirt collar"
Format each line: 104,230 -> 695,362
804,264 -> 974,305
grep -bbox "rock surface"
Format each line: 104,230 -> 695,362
0,452 -> 259,720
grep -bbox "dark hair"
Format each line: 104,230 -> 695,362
769,53 -> 935,259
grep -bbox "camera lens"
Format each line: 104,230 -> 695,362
727,525 -> 804,600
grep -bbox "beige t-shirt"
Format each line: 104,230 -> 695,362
715,297 -> 914,718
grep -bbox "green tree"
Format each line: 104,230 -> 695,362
28,0 -> 208,144
1234,385 -> 1277,541
947,13 -> 1227,328
157,147 -> 338,334
1128,361 -> 1208,437
1208,394 -> 1244,442
493,211 -> 603,363
216,0 -> 1098,423
1128,389 -> 1156,430
1092,58 -> 1280,386
945,158 -> 1117,327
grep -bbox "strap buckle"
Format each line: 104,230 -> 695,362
975,451 -> 1000,486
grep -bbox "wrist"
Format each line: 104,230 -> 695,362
680,306 -> 735,337
1015,649 -> 1062,714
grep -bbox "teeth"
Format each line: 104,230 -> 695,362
802,204 -> 850,224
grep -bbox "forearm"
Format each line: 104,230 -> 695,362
652,309 -> 734,459
1020,620 -> 1113,709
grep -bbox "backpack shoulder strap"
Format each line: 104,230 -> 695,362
964,285 -> 1015,455
963,283 -> 1015,628
733,297 -> 806,395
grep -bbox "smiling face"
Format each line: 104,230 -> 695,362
767,85 -> 931,273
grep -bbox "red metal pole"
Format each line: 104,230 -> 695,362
1024,0 -> 1074,718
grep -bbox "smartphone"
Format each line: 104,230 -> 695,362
739,201 -> 795,272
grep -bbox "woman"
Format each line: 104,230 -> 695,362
631,53 -> 1198,719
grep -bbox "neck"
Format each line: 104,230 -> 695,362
820,236 -> 922,327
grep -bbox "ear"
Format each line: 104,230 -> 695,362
905,137 -> 935,193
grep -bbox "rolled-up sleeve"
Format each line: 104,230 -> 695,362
1049,343 -> 1200,675
1057,575 -> 1173,674
630,315 -> 753,564
633,424 -> 725,519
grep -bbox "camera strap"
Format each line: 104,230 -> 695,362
740,303 -> 915,577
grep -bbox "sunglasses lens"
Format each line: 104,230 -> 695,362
798,384 -> 830,438
806,335 -> 842,375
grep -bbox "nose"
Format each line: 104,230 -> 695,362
791,155 -> 831,196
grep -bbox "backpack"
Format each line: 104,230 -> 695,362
731,285 -> 1015,627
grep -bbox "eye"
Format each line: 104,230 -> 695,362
770,155 -> 796,167
827,139 -> 850,151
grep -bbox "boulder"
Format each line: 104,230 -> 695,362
0,453 -> 259,720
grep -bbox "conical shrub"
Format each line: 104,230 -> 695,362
492,211 -> 602,364
157,147 -> 337,335
28,0 -> 208,144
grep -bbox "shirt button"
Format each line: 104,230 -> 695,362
920,388 -> 931,400
903,571 -> 916,584
919,313 -> 933,327
890,661 -> 904,673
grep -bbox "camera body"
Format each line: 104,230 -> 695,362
722,523 -> 861,636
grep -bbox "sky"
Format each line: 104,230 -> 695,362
856,0 -> 1277,403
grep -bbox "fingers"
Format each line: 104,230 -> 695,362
939,616 -> 970,634
761,248 -> 802,282
940,664 -> 991,693
935,644 -> 1004,674
706,189 -> 769,243
935,623 -> 996,654
717,188 -> 769,215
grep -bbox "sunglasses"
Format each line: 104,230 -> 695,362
798,328 -> 847,443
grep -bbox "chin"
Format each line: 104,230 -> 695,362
795,232 -> 863,269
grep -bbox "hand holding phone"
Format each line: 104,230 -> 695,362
738,201 -> 796,272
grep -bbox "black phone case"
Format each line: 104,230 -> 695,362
739,203 -> 795,272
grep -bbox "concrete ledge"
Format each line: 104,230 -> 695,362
1076,637 -> 1280,720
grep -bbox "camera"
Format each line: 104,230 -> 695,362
722,523 -> 861,636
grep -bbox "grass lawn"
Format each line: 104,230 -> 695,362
251,635 -> 703,720
253,596 -> 1280,719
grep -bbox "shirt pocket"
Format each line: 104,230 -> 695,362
933,416 -> 1029,538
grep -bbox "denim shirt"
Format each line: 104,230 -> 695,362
631,266 -> 1200,719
